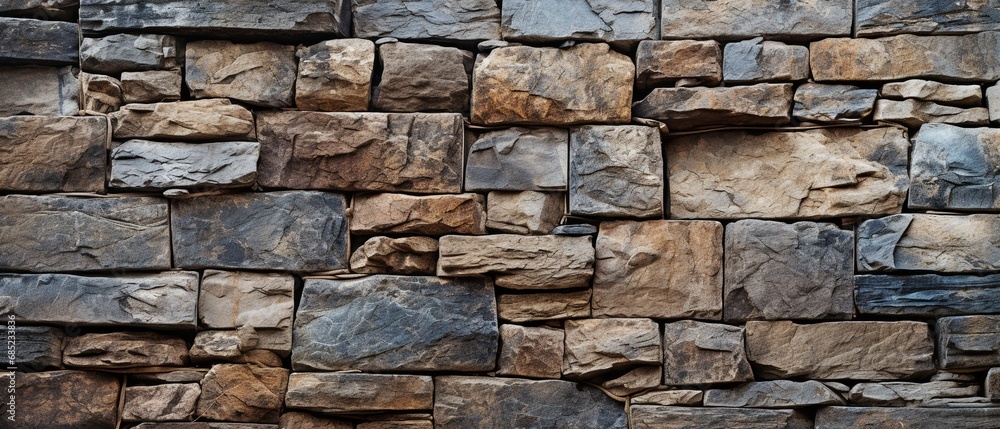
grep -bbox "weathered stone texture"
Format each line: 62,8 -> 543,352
570,125 -> 663,218
352,0 -> 500,42
635,40 -> 722,89
293,276 -> 497,372
501,0 -> 657,44
704,381 -> 845,408
601,366 -> 661,397
882,80 -> 983,106
563,318 -> 661,379
121,70 -> 182,103
815,407 -> 1000,429
0,17 -> 77,65
793,83 -> 878,123
0,65 -> 78,116
350,193 -> 486,235
660,0 -> 851,40
280,412 -> 353,429
80,72 -> 123,114
80,34 -> 180,74
350,236 -> 439,275
0,0 -> 78,19
594,220 -> 722,319
987,367 -> 1000,400
374,42 -> 472,113
667,127 -> 910,219
857,0 -> 1000,36
873,99 -> 989,128
0,116 -> 106,193
910,124 -> 1000,210
172,191 -> 348,272
63,332 -> 188,369
186,40 -> 296,108
498,324 -> 564,379
110,140 -> 259,190
631,390 -> 704,406
745,321 -> 935,380
724,38 -> 809,83
631,406 -> 812,429
848,380 -> 981,406
938,315 -> 1000,370
633,84 -> 793,129
437,234 -> 594,289
199,270 -> 294,348
256,111 -> 463,193
111,99 -> 256,141
465,127 -> 568,192
857,214 -> 1000,272
14,370 -> 121,429
295,39 -> 374,112
190,328 -> 259,363
662,320 -> 754,386
856,274 -> 1000,316
11,326 -> 63,371
286,373 -> 433,414
123,384 -> 201,422
471,44 -> 633,125
989,83 -> 1000,123
497,290 -> 592,322
197,364 -> 289,423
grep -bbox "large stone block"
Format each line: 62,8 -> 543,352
256,111 -> 463,193
0,0 -> 78,19
80,0 -> 350,38
497,290 -> 591,322
793,83 -> 877,123
910,124 -> 1000,210
847,380 -> 981,407
811,32 -> 1000,82
723,38 -> 809,83
856,0 -> 1000,36
0,272 -> 197,329
110,140 -> 259,190
197,364 -> 289,423
635,40 -> 722,89
437,234 -> 594,289
123,384 -> 200,422
352,0 -> 500,42
295,39 -> 374,112
486,191 -> 564,235
471,44 -> 633,125
186,40 -> 297,108
80,34 -> 180,74
200,270 -> 294,355
497,324 -> 564,379
594,220 -> 722,319
815,407 -> 1000,429
937,315 -> 1000,370
501,0 -> 657,44
0,17 -> 77,65
660,0 -> 851,40
63,332 -> 188,369
465,127 -> 568,192
286,373 -> 433,414
110,99 -> 256,141
631,390 -> 703,406
171,191 -> 348,272
10,326 -> 63,371
857,214 -> 1000,272
434,377 -> 627,429
350,236 -> 439,275
121,70 -> 182,104
292,276 -> 497,372
704,381 -> 844,408
724,220 -> 854,321
856,274 -> 1000,317
374,42 -> 473,113
563,318 -> 661,379
569,125 -> 663,218
873,99 -> 989,128
745,321 -> 935,380
662,321 -> 754,386
667,127 -> 909,219
350,193 -> 486,235
13,370 -> 121,429
0,66 -> 77,116
0,195 -> 171,272
0,116 -> 106,193
631,406 -> 812,429
632,84 -> 793,129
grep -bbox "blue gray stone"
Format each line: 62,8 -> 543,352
352,0 -> 500,42
793,83 -> 878,123
661,0 -> 851,41
9,326 -> 63,371
0,17 -> 77,65
723,38 -> 809,83
937,315 -> 1000,370
501,0 -> 657,44
465,127 -> 568,192
856,0 -> 1000,36
551,224 -> 598,236
856,274 -> 1000,317
910,124 -> 1000,210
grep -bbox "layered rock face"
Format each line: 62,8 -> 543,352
5,1 -> 1000,428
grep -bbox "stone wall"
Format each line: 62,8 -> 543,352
2,0 -> 1000,428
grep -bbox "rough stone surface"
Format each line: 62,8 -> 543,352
497,324 -> 564,379
111,99 -> 256,141
857,214 -> 1000,273
121,70 -> 183,103
811,32 -> 1000,82
80,72 -> 123,114
256,111 -> 464,193
357,422 -> 431,429
0,195 -> 171,272
0,116 -> 106,193
352,0 -> 500,42
910,124 -> 1000,210
486,191 -> 564,235
745,321 -> 935,380
63,332 -> 189,368
873,99 -> 989,128
631,390 -> 704,406
0,0 -> 77,19
11,326 -> 63,371
660,0 -> 851,40
990,84 -> 1000,123
815,407 -> 1000,429
724,38 -> 810,83
465,127 -> 568,191
295,39 -> 374,112
501,0 -> 657,44
130,370 -> 208,384
938,315 -> 1000,370
471,44 -> 633,125
633,84 -> 793,129
882,80 -> 983,106
14,370 -> 121,429
171,191 -> 348,272
133,424 -> 280,429
110,140 -> 259,190
848,380 -> 981,406
635,40 -> 721,89
594,220 -> 723,319
286,372 -> 433,414
987,368 -> 1000,400
279,412 -> 353,429
0,65 -> 78,116
350,193 -> 486,235
667,127 -> 910,219
190,327 -> 259,362
80,34 -> 180,74
563,318 -> 660,379
856,274 -> 1000,317
857,0 -> 1000,36
186,40 -> 296,108
0,17 -> 77,65
551,224 -> 598,236
631,406 -> 812,429
569,125 -> 663,218
434,377 -> 628,429
497,290 -> 591,322
374,42 -> 472,113
601,366 -> 662,397
197,364 -> 289,423
199,271 -> 294,357
437,234 -> 594,289
662,321 -> 754,386
123,383 -> 201,422
293,276 -> 497,372
724,220 -> 854,321
350,236 -> 439,275
793,83 -> 878,123
704,380 -> 845,408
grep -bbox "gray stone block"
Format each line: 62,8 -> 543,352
856,0 -> 1000,36
631,406 -> 812,429
857,214 -> 1000,273
661,0 -> 851,40
569,125 -> 663,218
80,34 -> 181,74
465,127 -> 568,192
111,140 -> 259,190
723,38 -> 809,83
0,17 -> 77,65
937,315 -> 1000,370
501,0 -> 657,44
352,0 -> 500,42
793,83 -> 877,123
856,274 -> 1000,317
0,66 -> 78,116
816,407 -> 1000,429
910,124 -> 1000,210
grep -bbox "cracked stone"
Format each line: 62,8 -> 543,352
199,270 -> 294,356
486,191 -> 564,235
80,72 -> 122,114
855,273 -> 1000,317
10,326 -> 63,371
0,0 -> 77,20
881,80 -> 983,107
497,324 -> 564,379
660,0 -> 851,40
352,0 -> 500,42
279,412 -> 353,429
631,406 -> 812,429
186,40 -> 296,108
987,368 -> 1000,400
910,124 -> 1000,210
14,370 -> 120,429
197,364 -> 289,423
601,366 -> 661,397
563,318 -> 660,379
705,380 -> 845,408
295,39 -> 374,112
121,70 -> 183,103
937,315 -> 1000,370
80,34 -> 180,74
0,17 -> 77,65
723,38 -> 809,83
848,380 -> 981,406
110,140 -> 259,190
286,373 -> 433,415
0,65 -> 78,116
816,407 -> 1000,429
569,125 -> 664,218
497,290 -> 592,323
110,99 -> 256,141
63,332 -> 189,369
873,99 -> 989,128
501,0 -> 657,44
857,214 -> 1000,272
633,84 -> 793,129
631,390 -> 704,406
437,234 -> 594,289
350,236 -> 439,275
856,0 -> 1000,36
793,83 -> 878,123
123,383 -> 200,422
662,320 -> 754,386
190,327 -> 259,363
350,193 -> 486,235
374,42 -> 473,113
465,127 -> 569,192
0,116 -> 106,193
635,40 -> 722,89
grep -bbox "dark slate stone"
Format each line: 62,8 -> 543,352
352,0 -> 501,42
0,0 -> 78,20
9,326 -> 63,371
910,124 -> 1000,210
856,0 -> 1000,36
551,224 -> 598,236
792,83 -> 878,123
937,315 -> 1000,370
434,376 -> 628,429
292,275 -> 498,372
856,274 -> 1000,317
0,17 -> 77,65
171,191 -> 348,272
816,407 -> 1000,429
630,406 -> 812,429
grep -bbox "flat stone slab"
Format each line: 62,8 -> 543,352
882,80 -> 983,106
856,0 -> 1000,36
121,70 -> 182,103
172,191 -> 348,272
14,370 -> 121,429
0,116 -> 107,193
704,380 -> 845,408
110,140 -> 259,190
352,0 -> 500,42
569,125 -> 664,218
873,99 -> 989,128
465,127 -> 568,192
501,0 -> 657,44
633,84 -> 793,130
286,373 -> 433,414
723,38 -> 809,83
350,193 -> 486,235
0,65 -> 78,116
662,320 -> 754,386
660,0 -> 851,41
0,17 -> 77,65
848,380 -> 980,406
63,332 -> 188,369
910,124 -> 1000,210
350,236 -> 439,275
486,191 -> 564,235
123,383 -> 200,422
292,275 -> 497,372
855,274 -> 1000,317
256,111 -> 464,193
80,34 -> 180,74
110,99 -> 256,142
497,290 -> 592,322
186,40 -> 297,108
563,318 -> 661,379
437,234 -> 594,289
11,326 -> 63,371
631,406 -> 812,429
857,214 -> 1000,273
815,407 -> 1000,429
793,83 -> 878,123
937,315 -> 1000,370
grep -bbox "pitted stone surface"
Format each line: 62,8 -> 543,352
352,0 -> 500,42
501,0 -> 658,44
569,125 -> 664,218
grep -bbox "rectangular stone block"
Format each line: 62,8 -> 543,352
295,39 -> 374,112
667,127 -> 909,219
350,193 -> 486,235
563,318 -> 661,379
0,17 -> 77,65
501,0 -> 657,44
63,332 -> 188,368
882,80 -> 983,106
856,0 -> 1000,36
633,84 -> 793,130
938,315 -> 1000,370
662,320 -> 753,386
793,83 -> 877,123
811,32 -> 1000,82
857,214 -> 1000,272
498,324 -> 563,379
873,99 -> 989,128
10,326 -> 63,371
471,44 -> 633,125
0,116 -> 106,193
197,364 -> 288,423
466,127 -> 568,192
486,191 -> 564,235
856,274 -> 1000,317
816,407 -> 1000,429
635,40 -> 722,89
121,70 -> 182,103
661,0 -> 851,40
200,270 -> 294,356
171,191 -> 348,272
80,0 -> 350,38
374,42 -> 473,113
286,373 -> 433,414
0,65 -> 78,116
910,124 -> 1000,210
0,195 -> 171,272
80,34 -> 181,74
352,0 -> 500,42
497,290 -> 591,322
704,380 -> 844,408
0,272 -> 198,329
350,236 -> 439,275
847,380 -> 980,407
292,276 -> 497,372
186,40 -> 296,108
110,140 -> 259,190
110,99 -> 256,141
723,38 -> 809,83
14,371 -> 121,429
631,406 -> 812,429
988,368 -> 1000,400
437,234 -> 594,289
594,220 -> 722,319
0,0 -> 78,19
256,111 -> 464,193
745,321 -> 935,380
123,383 -> 200,422
570,125 -> 664,218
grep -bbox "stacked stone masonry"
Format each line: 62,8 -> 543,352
3,0 -> 1000,428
